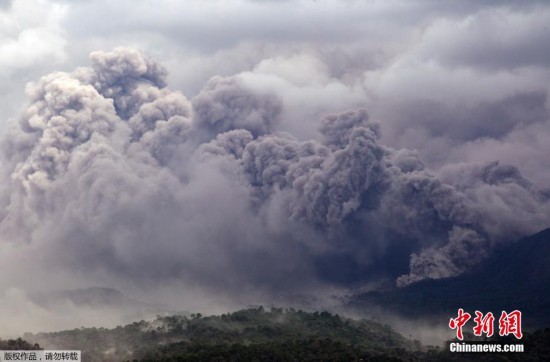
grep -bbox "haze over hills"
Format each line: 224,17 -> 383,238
0,228 -> 548,360
28,287 -> 179,325
20,308 -> 420,361
32,287 -> 148,309
6,306 -> 550,361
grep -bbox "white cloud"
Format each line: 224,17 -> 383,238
0,0 -> 67,69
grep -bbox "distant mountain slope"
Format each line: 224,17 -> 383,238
32,287 -> 147,309
348,228 -> 550,328
29,287 -> 183,322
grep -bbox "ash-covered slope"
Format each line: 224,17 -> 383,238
348,228 -> 550,329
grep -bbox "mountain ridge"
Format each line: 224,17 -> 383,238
347,228 -> 550,329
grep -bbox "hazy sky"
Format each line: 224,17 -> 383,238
0,0 -> 549,337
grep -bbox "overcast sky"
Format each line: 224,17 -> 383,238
0,0 -> 549,337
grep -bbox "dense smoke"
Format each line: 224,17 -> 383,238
0,47 -> 548,308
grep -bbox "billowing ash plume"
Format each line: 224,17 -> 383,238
1,48 -> 549,296
193,75 -> 282,140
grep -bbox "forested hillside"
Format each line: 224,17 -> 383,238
23,307 -> 420,361
10,308 -> 549,361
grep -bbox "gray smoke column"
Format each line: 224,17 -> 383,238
1,48 -> 549,298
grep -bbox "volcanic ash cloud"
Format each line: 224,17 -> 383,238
1,48 -> 549,298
